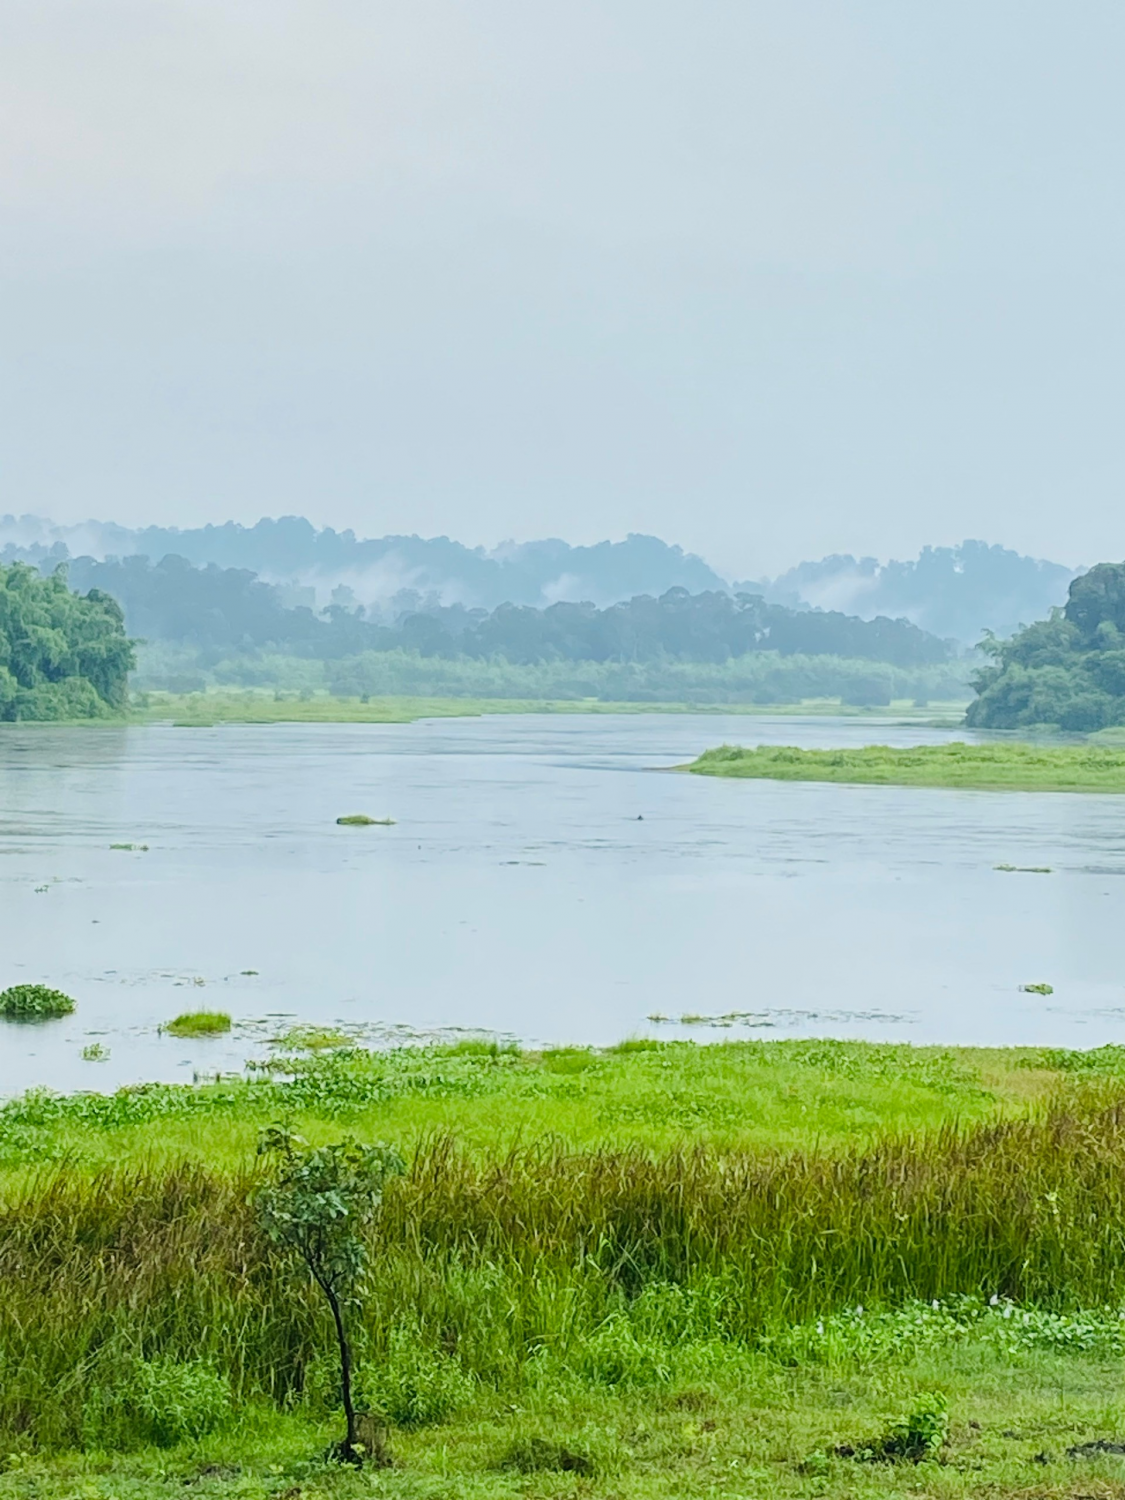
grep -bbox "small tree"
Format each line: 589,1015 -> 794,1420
255,1126 -> 405,1464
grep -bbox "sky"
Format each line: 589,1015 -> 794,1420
1,1 -> 1123,577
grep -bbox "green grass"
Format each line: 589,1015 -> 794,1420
6,1040 -> 1125,1495
162,1010 -> 232,1038
686,739 -> 1125,791
129,689 -> 969,727
336,813 -> 395,825
0,1039 -> 1061,1171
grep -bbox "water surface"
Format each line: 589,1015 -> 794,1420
2,714 -> 1124,1094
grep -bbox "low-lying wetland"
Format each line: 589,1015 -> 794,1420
6,1040 -> 1125,1496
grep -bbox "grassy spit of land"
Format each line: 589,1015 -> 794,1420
126,689 -> 969,727
685,739 -> 1125,792
8,1039 -> 1125,1496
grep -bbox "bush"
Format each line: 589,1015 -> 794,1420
0,984 -> 75,1020
359,1327 -> 476,1428
84,1358 -> 231,1449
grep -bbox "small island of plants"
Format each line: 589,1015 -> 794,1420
163,1009 -> 232,1037
0,983 -> 76,1019
684,740 -> 1125,792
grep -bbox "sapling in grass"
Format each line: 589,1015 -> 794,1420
255,1125 -> 404,1466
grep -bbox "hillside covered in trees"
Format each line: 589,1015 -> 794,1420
0,564 -> 134,719
0,515 -> 1075,644
66,554 -> 953,670
967,563 -> 1125,731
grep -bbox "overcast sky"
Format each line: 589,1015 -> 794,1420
1,1 -> 1123,575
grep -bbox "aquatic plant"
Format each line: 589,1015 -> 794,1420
0,984 -> 76,1020
1020,983 -> 1054,996
336,814 -> 395,826
164,1010 -> 232,1037
81,1042 -> 109,1062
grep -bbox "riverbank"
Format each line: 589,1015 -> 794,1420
5,1040 -> 1125,1496
128,689 -> 969,726
685,739 -> 1125,791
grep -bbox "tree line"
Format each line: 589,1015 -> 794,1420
967,562 -> 1125,731
69,554 -> 953,669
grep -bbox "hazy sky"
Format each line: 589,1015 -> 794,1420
2,1 -> 1123,575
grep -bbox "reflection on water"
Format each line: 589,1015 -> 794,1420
1,714 -> 1124,1094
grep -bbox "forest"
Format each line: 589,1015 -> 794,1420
65,554 -> 952,668
0,563 -> 134,719
967,561 -> 1125,731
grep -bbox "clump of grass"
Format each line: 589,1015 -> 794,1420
109,843 -> 149,852
336,814 -> 395,826
164,1010 -> 232,1038
995,863 -> 1052,873
0,984 -> 76,1020
81,1042 -> 109,1061
1020,983 -> 1054,995
837,1391 -> 949,1463
498,1437 -> 597,1475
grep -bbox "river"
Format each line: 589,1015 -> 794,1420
1,713 -> 1123,1094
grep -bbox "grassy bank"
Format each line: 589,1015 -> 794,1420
128,689 -> 969,726
6,1040 -> 1125,1497
686,739 -> 1125,791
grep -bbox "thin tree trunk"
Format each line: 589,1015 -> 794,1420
322,1279 -> 359,1461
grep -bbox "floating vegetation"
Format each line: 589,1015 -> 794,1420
995,863 -> 1052,873
1020,983 -> 1055,996
81,1042 -> 109,1061
163,1010 -> 233,1038
336,814 -> 396,826
652,1008 -> 913,1029
109,842 -> 149,851
0,984 -> 76,1020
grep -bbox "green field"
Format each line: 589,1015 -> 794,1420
7,1039 -> 1125,1497
126,689 -> 968,727
686,739 -> 1125,791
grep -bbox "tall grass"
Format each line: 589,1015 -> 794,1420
4,1091 -> 1125,1450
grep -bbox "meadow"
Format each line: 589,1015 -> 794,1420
128,689 -> 967,727
7,1039 -> 1125,1496
686,739 -> 1125,792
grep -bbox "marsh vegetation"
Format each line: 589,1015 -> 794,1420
686,739 -> 1125,791
6,1040 -> 1125,1496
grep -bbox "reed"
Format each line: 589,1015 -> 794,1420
4,1091 -> 1125,1451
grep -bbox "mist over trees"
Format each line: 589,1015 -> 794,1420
967,562 -> 1125,732
0,516 -> 1075,644
64,554 -> 952,671
0,564 -> 134,719
748,541 -> 1076,644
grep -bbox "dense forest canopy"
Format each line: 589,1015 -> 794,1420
0,564 -> 134,719
1,515 -> 1074,643
967,562 -> 1125,731
66,554 -> 953,670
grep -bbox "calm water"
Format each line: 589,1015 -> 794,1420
2,713 -> 1124,1095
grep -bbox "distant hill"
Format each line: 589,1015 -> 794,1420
0,516 -> 724,614
0,516 -> 1079,644
59,554 -> 953,670
742,540 -> 1076,645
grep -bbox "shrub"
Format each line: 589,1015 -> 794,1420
130,1358 -> 231,1447
0,984 -> 75,1020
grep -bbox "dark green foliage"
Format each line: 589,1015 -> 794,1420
0,984 -> 75,1020
499,1437 -> 597,1475
968,561 -> 1125,730
69,553 -> 952,669
0,563 -> 133,719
